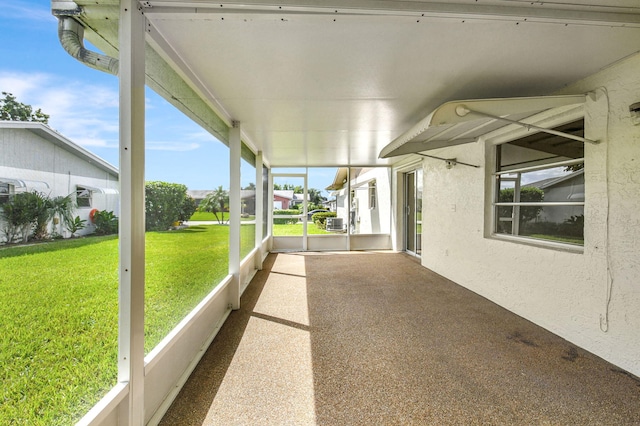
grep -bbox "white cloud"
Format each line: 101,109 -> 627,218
146,141 -> 201,151
0,70 -> 119,149
4,2 -> 56,23
1,70 -> 213,153
0,72 -> 52,100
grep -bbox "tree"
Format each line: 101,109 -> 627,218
498,186 -> 544,233
308,188 -> 326,206
145,181 -> 191,231
179,195 -> 197,222
198,186 -> 229,224
0,92 -> 49,123
243,182 -> 256,190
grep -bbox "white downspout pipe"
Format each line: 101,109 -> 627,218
57,16 -> 119,76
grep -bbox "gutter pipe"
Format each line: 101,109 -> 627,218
57,16 -> 119,76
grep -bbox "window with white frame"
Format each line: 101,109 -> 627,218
76,186 -> 92,208
0,182 -> 12,205
368,180 -> 377,209
493,119 -> 584,247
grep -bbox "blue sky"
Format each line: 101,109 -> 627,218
0,0 -> 242,190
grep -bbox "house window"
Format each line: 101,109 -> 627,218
76,186 -> 92,208
0,183 -> 12,205
493,119 -> 584,247
368,180 -> 377,209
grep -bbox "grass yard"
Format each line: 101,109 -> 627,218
272,223 -> 332,236
0,225 -> 241,425
188,211 -> 255,222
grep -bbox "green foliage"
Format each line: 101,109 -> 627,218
197,186 -> 229,224
145,181 -> 190,231
66,216 -> 87,237
50,195 -> 75,236
0,225 -> 234,424
311,211 -> 336,227
498,186 -> 544,231
179,195 -> 197,222
0,192 -> 78,244
273,209 -> 301,224
308,188 -> 327,206
522,214 -> 584,243
272,184 -> 326,206
32,192 -> 51,241
93,210 -> 118,235
272,223 -> 331,236
0,191 -> 46,243
0,92 -> 49,123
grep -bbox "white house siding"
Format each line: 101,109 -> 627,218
0,125 -> 119,239
415,52 -> 640,377
331,168 -> 392,234
351,168 -> 392,234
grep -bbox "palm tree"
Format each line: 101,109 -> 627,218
198,186 -> 229,224
48,195 -> 74,236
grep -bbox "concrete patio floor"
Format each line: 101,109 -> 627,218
160,251 -> 640,425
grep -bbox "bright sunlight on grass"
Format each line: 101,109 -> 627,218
272,223 -> 333,236
0,224 -> 240,425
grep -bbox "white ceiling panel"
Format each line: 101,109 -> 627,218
74,0 -> 640,166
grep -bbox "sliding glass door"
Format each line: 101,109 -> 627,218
404,169 -> 422,256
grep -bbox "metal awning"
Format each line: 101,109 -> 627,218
379,94 -> 595,158
0,177 -> 50,190
78,184 -> 119,195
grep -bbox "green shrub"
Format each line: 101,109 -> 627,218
0,191 -> 44,243
145,181 -> 190,231
498,186 -> 544,226
94,210 -> 118,235
273,209 -> 300,225
66,216 -> 87,237
312,211 -> 336,228
179,196 -> 197,222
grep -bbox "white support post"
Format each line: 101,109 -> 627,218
254,151 -> 264,270
268,171 -> 273,248
229,121 -> 241,309
302,173 -> 308,251
118,0 -> 146,424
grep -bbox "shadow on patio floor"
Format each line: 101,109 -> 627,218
160,251 -> 640,425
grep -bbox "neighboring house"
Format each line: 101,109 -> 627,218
327,167 -> 391,234
273,190 -> 293,209
0,121 -> 119,240
527,169 -> 585,224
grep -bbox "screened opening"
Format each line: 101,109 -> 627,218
494,119 -> 585,246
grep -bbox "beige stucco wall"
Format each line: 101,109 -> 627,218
417,52 -> 640,376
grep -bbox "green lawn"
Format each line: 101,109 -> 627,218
189,212 -> 255,222
272,223 -> 332,236
0,225 -> 238,425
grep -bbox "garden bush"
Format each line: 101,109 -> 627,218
273,209 -> 301,225
94,210 -> 119,235
311,211 -> 336,228
145,181 -> 191,231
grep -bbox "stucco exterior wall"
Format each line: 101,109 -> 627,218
0,127 -> 119,239
417,52 -> 640,376
350,167 -> 392,235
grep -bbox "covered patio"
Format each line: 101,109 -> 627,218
50,0 -> 640,424
161,252 -> 640,425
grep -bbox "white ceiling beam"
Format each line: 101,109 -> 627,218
141,0 -> 640,27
